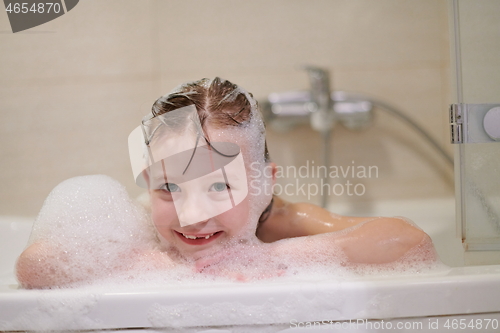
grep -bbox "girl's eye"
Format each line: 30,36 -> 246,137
162,183 -> 180,192
209,182 -> 228,192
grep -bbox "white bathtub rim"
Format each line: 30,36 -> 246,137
1,264 -> 500,331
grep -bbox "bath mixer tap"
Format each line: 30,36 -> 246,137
262,66 -> 373,208
262,67 -> 374,133
261,66 -> 452,208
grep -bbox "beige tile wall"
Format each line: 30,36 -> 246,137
0,0 -> 453,216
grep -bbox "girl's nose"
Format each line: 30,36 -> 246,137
176,193 -> 209,227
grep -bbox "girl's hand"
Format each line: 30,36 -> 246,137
193,242 -> 287,282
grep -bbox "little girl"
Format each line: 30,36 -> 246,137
16,78 -> 438,288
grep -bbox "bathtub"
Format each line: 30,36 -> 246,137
1,197 -> 500,332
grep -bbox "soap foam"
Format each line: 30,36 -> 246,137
23,175 -> 160,288
11,175 -> 448,331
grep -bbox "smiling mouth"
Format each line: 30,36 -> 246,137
175,231 -> 223,245
181,232 -> 218,240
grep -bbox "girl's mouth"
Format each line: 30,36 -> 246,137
175,230 -> 223,245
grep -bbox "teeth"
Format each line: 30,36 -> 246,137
181,232 -> 216,240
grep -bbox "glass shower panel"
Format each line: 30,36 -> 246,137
460,143 -> 500,250
451,0 -> 500,262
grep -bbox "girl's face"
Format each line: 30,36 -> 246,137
149,126 -> 261,260
150,186 -> 252,259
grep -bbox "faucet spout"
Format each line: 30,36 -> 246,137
303,66 -> 335,133
303,66 -> 334,208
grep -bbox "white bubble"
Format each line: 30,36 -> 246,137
25,175 -> 159,288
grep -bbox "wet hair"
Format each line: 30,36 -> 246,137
151,77 -> 270,162
150,77 -> 273,223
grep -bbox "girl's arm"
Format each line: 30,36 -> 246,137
16,241 -> 173,289
16,242 -> 79,289
257,196 -> 377,243
270,216 -> 437,265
